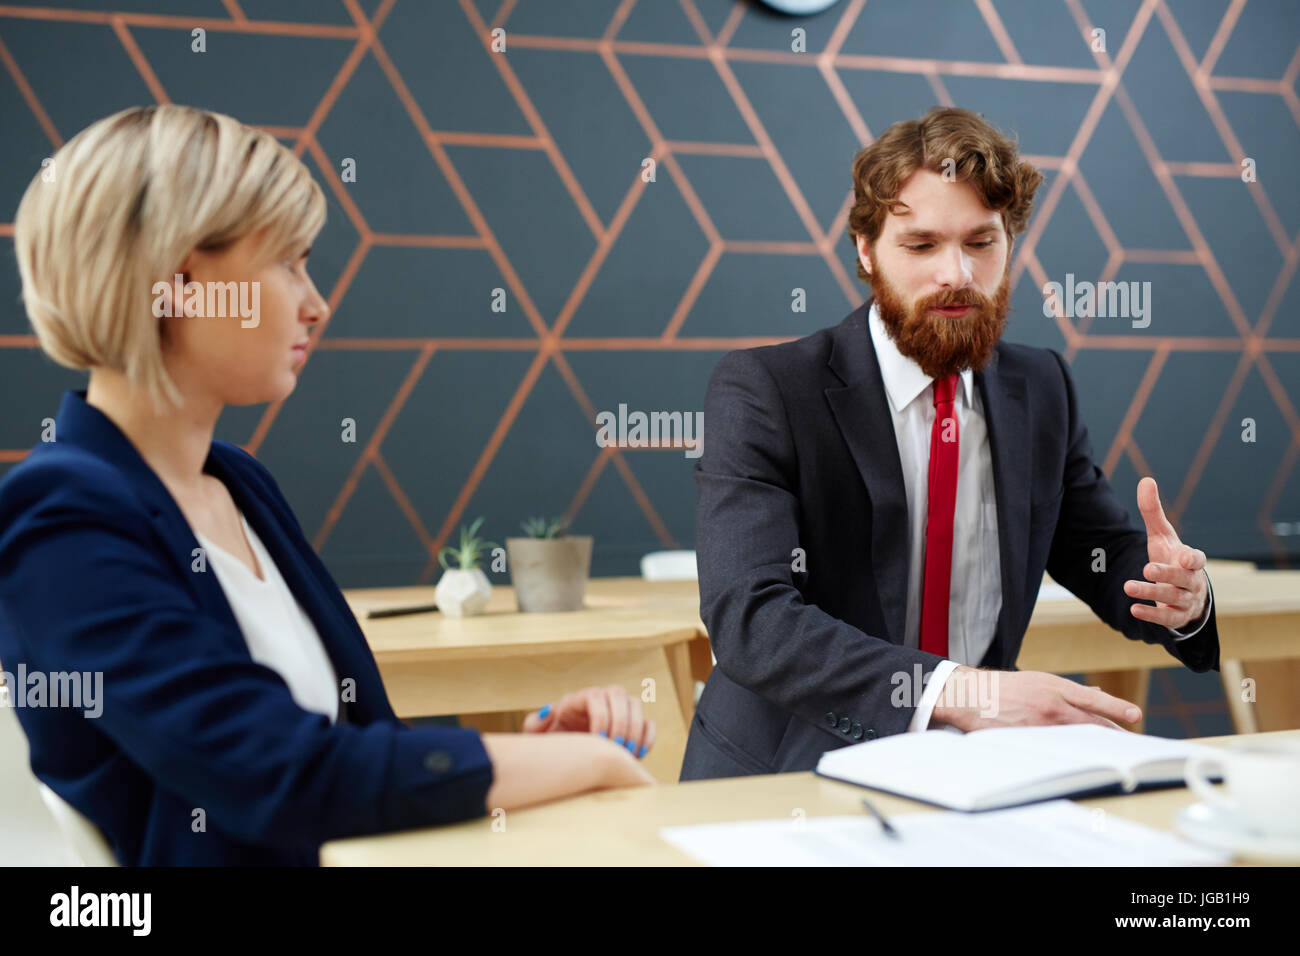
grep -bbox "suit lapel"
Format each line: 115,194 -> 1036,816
56,390 -> 375,721
55,391 -> 247,651
824,303 -> 911,644
975,348 -> 1030,667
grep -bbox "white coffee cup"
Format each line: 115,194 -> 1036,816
1185,739 -> 1300,837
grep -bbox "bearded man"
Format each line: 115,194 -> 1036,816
680,107 -> 1218,781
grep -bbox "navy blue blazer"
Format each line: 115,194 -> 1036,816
0,390 -> 493,865
681,302 -> 1220,781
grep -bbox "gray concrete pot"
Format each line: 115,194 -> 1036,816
506,536 -> 593,612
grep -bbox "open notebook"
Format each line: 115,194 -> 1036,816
814,724 -> 1220,811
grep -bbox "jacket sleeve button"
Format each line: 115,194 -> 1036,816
423,750 -> 454,773
825,711 -> 837,727
838,716 -> 851,734
865,728 -> 877,740
851,722 -> 864,740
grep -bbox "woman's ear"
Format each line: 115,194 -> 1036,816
153,272 -> 178,320
151,264 -> 194,325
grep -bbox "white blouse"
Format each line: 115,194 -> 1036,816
195,511 -> 340,724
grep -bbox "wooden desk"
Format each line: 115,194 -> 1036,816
345,562 -> 1300,785
1018,564 -> 1300,733
345,579 -> 704,783
320,729 -> 1299,865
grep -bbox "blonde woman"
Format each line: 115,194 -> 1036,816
0,105 -> 655,866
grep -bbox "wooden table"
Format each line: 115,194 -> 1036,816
345,579 -> 705,783
346,562 -> 1300,783
320,728 -> 1299,865
1017,562 -> 1300,734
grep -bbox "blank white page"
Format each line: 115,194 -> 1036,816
660,800 -> 1229,866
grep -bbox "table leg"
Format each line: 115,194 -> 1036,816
636,648 -> 689,783
1219,660 -> 1258,735
689,633 -> 714,683
666,641 -> 696,726
1083,669 -> 1150,734
1237,658 -> 1300,731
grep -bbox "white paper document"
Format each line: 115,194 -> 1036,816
660,800 -> 1229,866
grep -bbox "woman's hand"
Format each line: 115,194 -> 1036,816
522,685 -> 657,759
481,733 -> 654,812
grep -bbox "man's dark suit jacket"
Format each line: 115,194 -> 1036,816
680,302 -> 1220,781
0,390 -> 494,865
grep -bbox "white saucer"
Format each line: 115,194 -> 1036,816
1174,802 -> 1300,862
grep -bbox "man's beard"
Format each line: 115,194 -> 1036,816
869,251 -> 1011,381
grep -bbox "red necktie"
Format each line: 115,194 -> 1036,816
919,374 -> 960,657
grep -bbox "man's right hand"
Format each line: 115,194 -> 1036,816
930,665 -> 1143,732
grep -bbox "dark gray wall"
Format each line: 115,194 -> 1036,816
3,0 -> 1298,592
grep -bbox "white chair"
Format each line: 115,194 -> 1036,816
0,695 -> 76,865
639,550 -> 698,581
639,550 -> 710,704
37,783 -> 119,867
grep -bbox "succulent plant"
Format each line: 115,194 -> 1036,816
438,516 -> 497,570
520,516 -> 570,539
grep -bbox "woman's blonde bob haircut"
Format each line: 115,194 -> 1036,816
14,104 -> 327,411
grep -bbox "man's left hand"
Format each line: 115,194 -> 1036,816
1124,476 -> 1209,630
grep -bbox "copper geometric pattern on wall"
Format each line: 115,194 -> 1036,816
1,0 -> 1298,585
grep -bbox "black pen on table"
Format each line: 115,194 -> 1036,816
861,796 -> 901,839
366,602 -> 439,619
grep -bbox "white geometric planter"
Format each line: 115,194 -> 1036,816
434,567 -> 492,618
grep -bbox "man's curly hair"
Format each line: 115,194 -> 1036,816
847,107 -> 1044,281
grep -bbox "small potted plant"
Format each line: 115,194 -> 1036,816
506,516 -> 593,612
434,516 -> 496,618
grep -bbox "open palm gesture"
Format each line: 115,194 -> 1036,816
1123,477 -> 1210,630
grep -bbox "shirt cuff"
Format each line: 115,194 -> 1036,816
1167,569 -> 1213,641
907,659 -> 959,731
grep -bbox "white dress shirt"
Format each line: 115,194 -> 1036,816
865,304 -> 1211,733
195,512 -> 340,724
